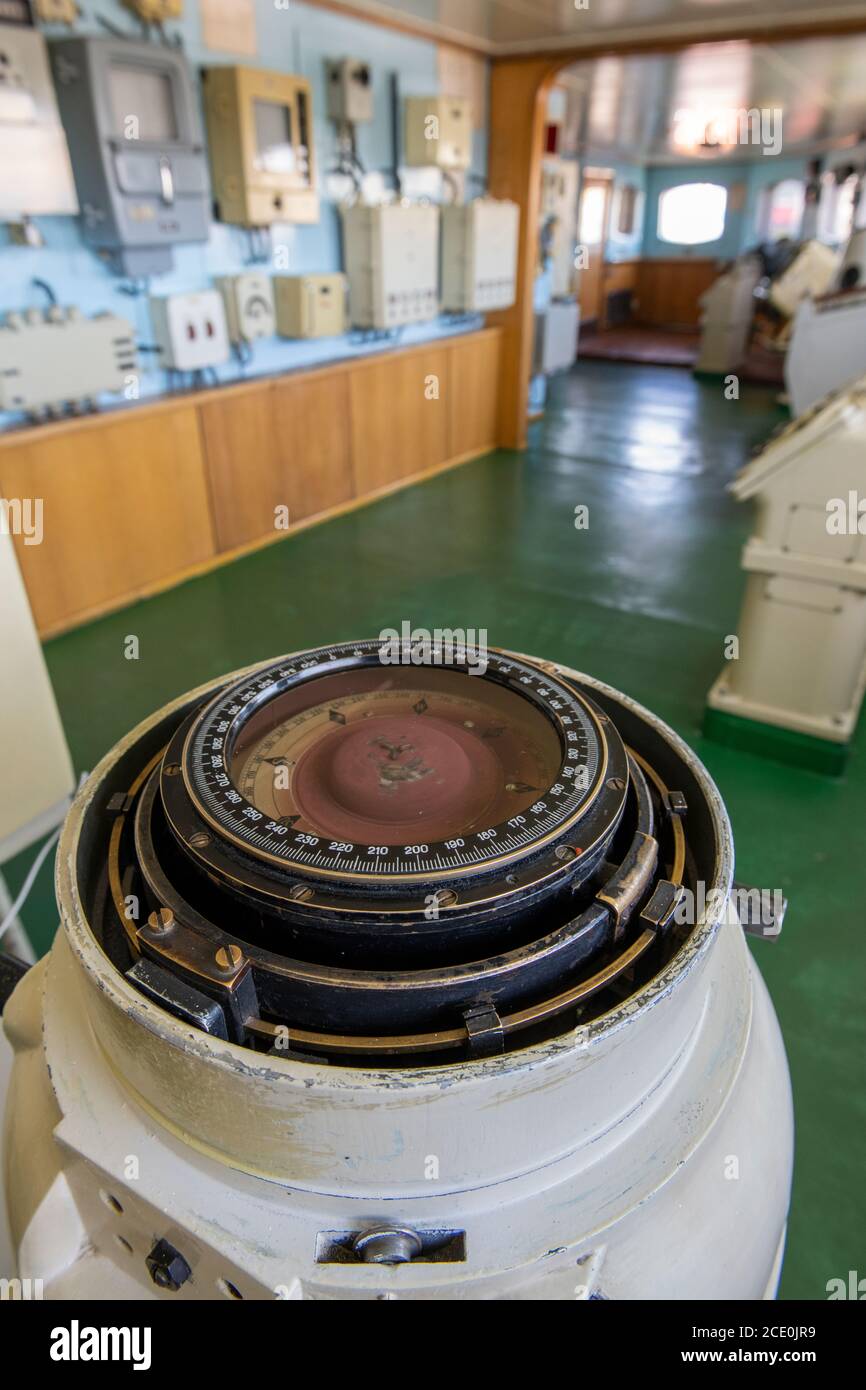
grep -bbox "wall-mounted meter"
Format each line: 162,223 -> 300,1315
122,0 -> 183,20
274,273 -> 347,339
342,202 -> 439,329
442,198 -> 520,312
202,65 -> 318,228
0,307 -> 136,418
50,36 -> 210,277
0,26 -> 78,222
215,273 -> 276,345
149,290 -> 230,371
404,95 -> 472,170
325,58 -> 373,125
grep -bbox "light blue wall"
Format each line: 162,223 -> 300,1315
641,157 -> 811,260
0,0 -> 489,430
598,160 -> 647,263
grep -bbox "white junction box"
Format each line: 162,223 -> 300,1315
0,308 -> 136,415
441,198 -> 520,312
274,273 -> 347,339
404,95 -> 472,170
707,379 -> 866,742
325,58 -> 373,124
695,255 -> 761,375
785,289 -> 866,417
149,290 -> 230,371
0,25 -> 78,221
215,273 -> 276,344
342,203 -> 439,329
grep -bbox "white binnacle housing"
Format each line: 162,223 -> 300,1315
2,663 -> 793,1300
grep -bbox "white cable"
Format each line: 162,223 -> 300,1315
0,826 -> 62,945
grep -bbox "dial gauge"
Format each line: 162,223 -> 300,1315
171,642 -> 611,882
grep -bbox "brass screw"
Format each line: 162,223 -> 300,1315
190,831 -> 211,849
147,907 -> 175,934
215,944 -> 244,972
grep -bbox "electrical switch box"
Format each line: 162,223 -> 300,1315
50,35 -> 210,276
441,198 -> 520,312
215,273 -> 276,344
0,25 -> 78,221
325,58 -> 373,125
404,96 -> 472,171
122,0 -> 183,20
0,308 -> 136,416
149,290 -> 230,371
274,274 -> 347,339
202,65 -> 318,227
342,203 -> 439,329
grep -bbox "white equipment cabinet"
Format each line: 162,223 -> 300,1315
342,203 -> 439,329
441,199 -> 520,312
274,274 -> 347,339
707,379 -> 866,743
786,289 -> 866,417
0,25 -> 77,222
404,96 -> 472,170
535,298 -> 580,375
0,533 -> 75,865
769,239 -> 840,318
695,255 -> 761,374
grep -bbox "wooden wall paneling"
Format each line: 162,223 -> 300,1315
634,258 -> 719,328
272,370 -> 355,525
198,382 -> 291,552
450,331 -> 501,457
349,345 -> 452,495
0,406 -> 215,634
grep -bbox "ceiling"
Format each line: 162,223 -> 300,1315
321,0 -> 866,57
560,36 -> 866,163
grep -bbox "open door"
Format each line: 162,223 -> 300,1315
576,174 -> 612,328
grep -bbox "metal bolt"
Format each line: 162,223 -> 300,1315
146,907 -> 175,934
555,845 -> 577,862
352,1226 -> 423,1265
288,884 -> 314,902
145,1239 -> 191,1292
163,763 -> 181,777
190,831 -> 211,849
431,888 -> 458,908
215,944 -> 244,973
607,777 -> 626,792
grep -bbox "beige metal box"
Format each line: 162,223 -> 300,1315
342,203 -> 439,329
274,274 -> 347,339
404,95 -> 472,170
202,65 -> 318,227
441,198 -> 520,312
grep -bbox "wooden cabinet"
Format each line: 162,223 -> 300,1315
634,259 -> 719,329
0,329 -> 501,636
349,345 -> 452,495
273,372 -> 353,525
0,405 -> 215,634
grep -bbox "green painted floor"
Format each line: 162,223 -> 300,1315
5,359 -> 864,1299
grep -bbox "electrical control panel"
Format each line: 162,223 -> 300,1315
50,36 -> 210,277
122,0 -> 183,21
342,203 -> 439,330
441,198 -> 520,312
325,58 -> 373,124
0,25 -> 78,221
0,307 -> 136,417
203,65 -> 318,228
149,290 -> 230,371
33,1 -> 79,23
404,96 -> 472,171
274,274 -> 347,339
214,273 -> 276,345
